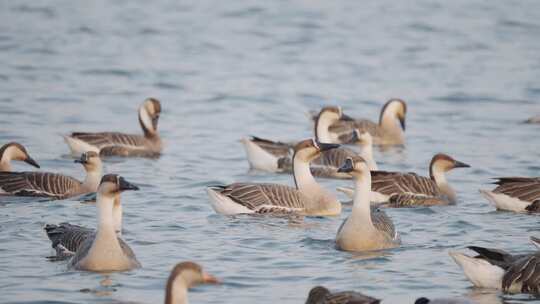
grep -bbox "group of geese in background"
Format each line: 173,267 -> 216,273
1,98 -> 540,303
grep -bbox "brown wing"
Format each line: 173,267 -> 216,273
70,132 -> 146,149
493,177 -> 540,203
215,183 -> 306,212
44,223 -> 94,252
313,147 -> 358,168
325,291 -> 381,304
249,136 -> 292,158
329,119 -> 382,137
371,171 -> 441,197
388,193 -> 448,207
502,254 -> 540,293
0,172 -> 81,198
99,145 -> 159,158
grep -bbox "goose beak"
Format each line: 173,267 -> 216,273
337,159 -> 354,173
317,142 -> 340,152
350,130 -> 359,143
453,160 -> 470,168
152,115 -> 160,131
399,116 -> 406,131
24,157 -> 40,168
202,272 -> 220,284
118,177 -> 139,191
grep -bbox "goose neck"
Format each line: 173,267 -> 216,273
351,173 -> 372,225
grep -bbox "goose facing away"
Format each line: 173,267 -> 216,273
0,151 -> 102,199
305,286 -> 380,304
69,174 -> 140,272
64,98 -> 162,158
449,237 -> 540,294
0,142 -> 40,171
335,156 -> 400,252
165,262 -> 219,304
480,177 -> 540,213
208,139 -> 342,216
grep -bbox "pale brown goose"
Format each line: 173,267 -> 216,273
208,139 -> 342,216
450,236 -> 540,294
64,98 -> 162,158
480,177 -> 540,213
164,262 -> 219,304
68,174 -> 140,272
0,142 -> 40,171
305,286 -> 380,304
0,151 -> 102,199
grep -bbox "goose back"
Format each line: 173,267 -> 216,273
492,177 -> 540,202
0,172 -> 81,198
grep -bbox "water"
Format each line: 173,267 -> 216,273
1,1 -> 540,303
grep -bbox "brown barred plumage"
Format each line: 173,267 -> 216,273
371,171 -> 442,198
388,193 -> 447,207
306,286 -> 381,304
0,171 -> 81,199
44,223 -> 94,254
492,177 -> 540,203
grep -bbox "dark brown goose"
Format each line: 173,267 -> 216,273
450,236 -> 540,294
480,177 -> 540,213
0,151 -> 102,199
0,142 -> 40,171
64,98 -> 162,158
164,262 -> 219,304
305,286 -> 380,304
208,139 -> 342,216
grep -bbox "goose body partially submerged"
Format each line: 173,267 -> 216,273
480,177 -> 540,213
305,286 -> 380,304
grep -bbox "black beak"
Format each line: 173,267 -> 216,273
349,130 -> 359,143
337,158 -> 354,173
74,156 -> 88,164
118,177 -> 139,191
24,157 -> 40,168
399,116 -> 406,131
317,142 -> 340,152
453,160 -> 470,168
152,115 -> 159,130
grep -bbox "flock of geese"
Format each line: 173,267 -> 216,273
1,98 -> 540,303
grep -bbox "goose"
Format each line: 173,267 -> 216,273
449,236 -> 540,294
64,98 -> 162,158
479,177 -> 540,213
0,142 -> 40,171
242,106 -> 360,178
305,286 -> 380,304
335,156 -> 400,251
337,153 -> 469,206
165,262 -> 219,304
68,174 -> 140,272
314,99 -> 407,145
208,139 -> 342,216
0,151 -> 102,199
415,298 -> 474,304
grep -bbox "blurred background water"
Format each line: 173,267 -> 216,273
0,1 -> 539,303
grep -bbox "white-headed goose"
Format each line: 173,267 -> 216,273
480,177 -> 540,213
450,237 -> 540,294
322,99 -> 407,145
242,106 -> 361,178
64,98 -> 162,158
68,174 -> 140,272
165,262 -> 219,304
0,151 -> 102,199
335,156 -> 400,252
305,286 -> 380,304
208,139 -> 342,216
0,142 -> 40,171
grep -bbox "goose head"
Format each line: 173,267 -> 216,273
139,98 -> 162,136
293,139 -> 340,163
98,174 -> 139,198
75,151 -> 102,173
165,262 -> 219,304
0,142 -> 40,171
429,153 -> 470,180
337,156 -> 370,179
306,286 -> 331,304
314,106 -> 342,142
379,98 -> 407,130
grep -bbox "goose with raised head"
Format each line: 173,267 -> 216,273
164,262 -> 219,304
480,177 -> 540,213
305,286 -> 380,304
64,98 -> 162,158
242,106 -> 360,178
450,237 -> 540,294
68,174 -> 140,272
335,156 -> 399,252
0,151 -> 102,199
0,142 -> 40,172
208,139 -> 342,216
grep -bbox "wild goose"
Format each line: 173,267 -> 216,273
480,177 -> 540,213
64,98 -> 162,157
208,139 -> 342,216
164,262 -> 219,304
337,153 -> 469,206
68,174 -> 140,272
450,236 -> 540,294
242,106 -> 360,178
314,99 -> 407,145
305,286 -> 380,304
335,156 -> 400,252
0,151 -> 102,199
0,142 -> 40,171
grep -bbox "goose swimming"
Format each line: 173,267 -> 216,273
68,174 -> 140,272
242,106 -> 360,178
480,177 -> 540,213
305,286 -> 380,304
208,139 -> 342,216
64,98 -> 162,157
450,236 -> 540,294
0,151 -> 102,199
335,156 -> 400,252
313,99 -> 407,145
165,262 -> 219,304
0,142 -> 40,171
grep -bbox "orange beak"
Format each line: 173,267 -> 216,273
202,272 -> 220,284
